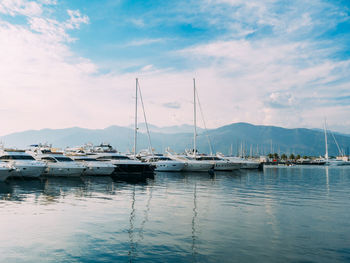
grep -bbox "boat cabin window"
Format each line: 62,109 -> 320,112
55,156 -> 73,162
97,156 -> 130,160
41,157 -> 57,163
176,156 -> 189,161
197,157 -> 220,161
149,157 -> 172,162
111,156 -> 130,160
0,155 -> 35,160
75,158 -> 97,162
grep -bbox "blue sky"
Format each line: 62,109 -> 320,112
0,0 -> 350,135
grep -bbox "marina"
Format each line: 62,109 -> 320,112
1,1 -> 350,262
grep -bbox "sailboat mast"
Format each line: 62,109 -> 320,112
324,120 -> 328,160
134,78 -> 138,158
193,78 -> 197,158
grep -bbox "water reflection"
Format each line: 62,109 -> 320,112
0,179 -> 46,201
0,175 -> 154,203
128,185 -> 137,262
325,166 -> 329,195
138,180 -> 154,241
191,183 -> 198,263
0,168 -> 350,263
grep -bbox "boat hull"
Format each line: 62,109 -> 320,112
240,162 -> 260,169
214,162 -> 240,171
11,165 -> 46,178
113,163 -> 155,174
153,162 -> 185,172
181,162 -> 213,172
82,165 -> 115,176
43,166 -> 85,177
0,168 -> 12,182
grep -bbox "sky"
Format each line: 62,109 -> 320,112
0,0 -> 350,135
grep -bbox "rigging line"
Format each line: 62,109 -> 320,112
137,81 -> 154,156
328,126 -> 344,156
195,87 -> 214,155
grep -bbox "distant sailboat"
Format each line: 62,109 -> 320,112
167,79 -> 213,172
323,120 -> 349,166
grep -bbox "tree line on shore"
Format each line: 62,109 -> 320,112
267,153 -> 312,161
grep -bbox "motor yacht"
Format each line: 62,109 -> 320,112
68,155 -> 115,176
326,158 -> 350,166
141,155 -> 185,172
76,143 -> 154,175
217,154 -> 259,169
166,153 -> 213,172
0,161 -> 13,182
194,155 -> 240,171
0,149 -> 46,178
36,153 -> 86,177
94,152 -> 155,174
27,145 -> 86,177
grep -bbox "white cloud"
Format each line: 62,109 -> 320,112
0,0 -> 350,137
0,0 -> 43,16
129,18 -> 145,28
177,34 -> 350,131
125,38 -> 165,47
65,9 -> 89,30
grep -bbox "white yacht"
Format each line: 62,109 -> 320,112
166,153 -> 213,172
141,155 -> 185,172
217,153 -> 259,169
0,149 -> 46,178
66,143 -> 155,175
27,145 -> 86,177
194,155 -> 240,171
327,158 -> 349,166
0,161 -> 13,182
68,155 -> 115,176
322,120 -> 350,166
94,152 -> 155,174
36,153 -> 86,177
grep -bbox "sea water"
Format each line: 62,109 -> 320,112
0,167 -> 350,262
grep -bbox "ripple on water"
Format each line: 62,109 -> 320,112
1,167 -> 350,262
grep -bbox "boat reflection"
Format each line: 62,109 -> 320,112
0,174 -> 153,204
0,179 -> 45,201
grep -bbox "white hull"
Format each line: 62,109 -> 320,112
82,165 -> 115,176
240,162 -> 260,169
44,166 -> 85,177
214,162 -> 240,171
12,165 -> 46,178
153,162 -> 185,172
219,156 -> 259,169
182,162 -> 213,172
326,160 -> 350,166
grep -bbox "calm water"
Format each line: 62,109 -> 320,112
1,167 -> 350,262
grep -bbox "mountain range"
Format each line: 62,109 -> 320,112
1,122 -> 350,156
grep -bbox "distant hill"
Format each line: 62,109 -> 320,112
128,123 -> 204,134
1,122 -> 350,156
